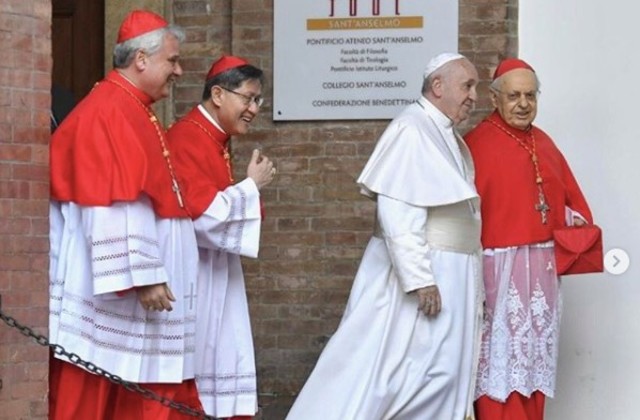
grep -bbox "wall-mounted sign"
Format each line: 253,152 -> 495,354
273,0 -> 459,121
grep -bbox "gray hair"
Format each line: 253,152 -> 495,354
421,59 -> 461,95
112,25 -> 185,69
421,73 -> 436,95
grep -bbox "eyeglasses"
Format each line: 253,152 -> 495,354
493,88 -> 540,103
219,86 -> 264,107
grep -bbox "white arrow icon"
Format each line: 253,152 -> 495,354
604,248 -> 630,275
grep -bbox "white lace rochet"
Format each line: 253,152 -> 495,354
475,241 -> 561,402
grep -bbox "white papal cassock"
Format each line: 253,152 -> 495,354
286,97 -> 483,420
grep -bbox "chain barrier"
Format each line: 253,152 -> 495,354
0,308 -> 217,420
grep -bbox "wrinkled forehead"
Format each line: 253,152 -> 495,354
500,68 -> 537,90
449,58 -> 478,82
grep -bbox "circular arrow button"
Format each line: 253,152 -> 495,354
604,248 -> 630,275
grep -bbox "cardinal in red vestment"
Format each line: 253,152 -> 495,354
166,56 -> 275,420
465,58 -> 595,420
49,10 -> 206,420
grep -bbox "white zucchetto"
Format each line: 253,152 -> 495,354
423,52 -> 465,79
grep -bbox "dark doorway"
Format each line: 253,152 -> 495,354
52,0 -> 105,103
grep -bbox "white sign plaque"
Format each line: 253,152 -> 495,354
273,0 -> 459,120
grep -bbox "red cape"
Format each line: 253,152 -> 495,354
167,107 -> 234,219
50,70 -> 187,219
465,111 -> 592,248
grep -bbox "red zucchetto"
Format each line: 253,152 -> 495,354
117,10 -> 168,43
493,58 -> 535,80
206,55 -> 249,81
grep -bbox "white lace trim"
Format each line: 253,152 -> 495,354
475,244 -> 562,401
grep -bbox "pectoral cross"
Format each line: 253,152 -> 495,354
172,178 -> 184,209
535,192 -> 549,224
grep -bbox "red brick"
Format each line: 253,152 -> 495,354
31,144 -> 49,165
276,186 -> 312,202
0,180 -> 31,198
11,199 -> 48,217
26,361 -> 48,382
0,31 -> 53,412
0,144 -> 31,161
13,126 -> 49,143
13,163 -> 47,181
33,71 -> 50,90
30,181 -> 49,198
11,236 -> 49,253
0,399 -> 30,420
0,0 -> 518,413
269,143 -> 323,157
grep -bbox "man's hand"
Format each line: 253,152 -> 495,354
247,149 -> 275,190
415,285 -> 442,317
137,283 -> 176,312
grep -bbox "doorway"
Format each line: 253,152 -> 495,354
52,0 -> 105,103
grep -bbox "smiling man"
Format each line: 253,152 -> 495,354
166,56 -> 275,420
49,9 -> 208,419
465,58 -> 594,420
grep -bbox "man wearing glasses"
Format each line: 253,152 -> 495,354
465,58 -> 594,420
167,55 -> 275,420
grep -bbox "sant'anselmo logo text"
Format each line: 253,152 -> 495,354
322,81 -> 407,89
307,36 -> 423,45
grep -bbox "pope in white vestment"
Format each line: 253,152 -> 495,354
287,53 -> 483,420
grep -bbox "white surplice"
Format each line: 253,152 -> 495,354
475,242 -> 560,402
286,97 -> 483,420
49,194 -> 199,383
192,177 -> 263,417
475,208 -> 584,402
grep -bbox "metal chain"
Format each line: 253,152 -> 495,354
0,308 -> 217,420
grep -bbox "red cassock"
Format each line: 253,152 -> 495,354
49,70 -> 200,419
49,357 -> 202,420
464,111 -> 592,249
475,391 -> 546,420
465,111 -> 592,420
166,106 -> 234,219
167,106 -> 264,221
50,70 -> 187,219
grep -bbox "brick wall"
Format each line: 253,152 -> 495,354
0,1 -> 52,419
0,0 -> 516,417
174,0 -> 519,413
